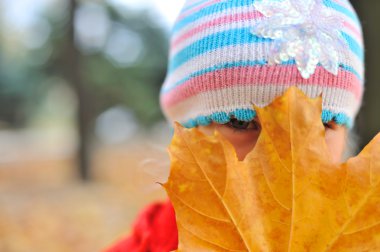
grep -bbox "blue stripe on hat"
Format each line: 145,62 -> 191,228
169,27 -> 270,73
181,108 -> 353,128
169,27 -> 363,73
323,0 -> 361,26
341,32 -> 365,62
173,0 -> 253,33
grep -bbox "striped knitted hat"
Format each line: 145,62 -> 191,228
160,0 -> 364,128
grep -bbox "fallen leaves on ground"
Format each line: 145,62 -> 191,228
0,144 -> 167,252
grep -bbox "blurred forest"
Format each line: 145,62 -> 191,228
0,0 -> 379,251
0,0 -> 172,251
0,0 -> 170,180
351,0 -> 380,146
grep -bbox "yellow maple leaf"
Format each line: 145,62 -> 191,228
163,87 -> 380,252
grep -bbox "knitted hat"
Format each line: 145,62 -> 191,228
160,0 -> 364,128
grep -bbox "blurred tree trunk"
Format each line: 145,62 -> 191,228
64,0 -> 92,181
351,0 -> 380,148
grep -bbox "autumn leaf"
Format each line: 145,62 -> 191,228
163,86 -> 380,252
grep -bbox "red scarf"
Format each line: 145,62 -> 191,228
104,200 -> 178,252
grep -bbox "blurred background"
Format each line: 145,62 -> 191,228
0,0 -> 378,251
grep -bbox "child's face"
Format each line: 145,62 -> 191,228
198,119 -> 347,163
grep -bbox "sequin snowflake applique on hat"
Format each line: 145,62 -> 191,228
251,0 -> 349,79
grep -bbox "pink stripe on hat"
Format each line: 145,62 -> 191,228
161,65 -> 362,107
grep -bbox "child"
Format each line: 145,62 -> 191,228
105,0 -> 364,251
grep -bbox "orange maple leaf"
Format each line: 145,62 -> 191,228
163,87 -> 380,252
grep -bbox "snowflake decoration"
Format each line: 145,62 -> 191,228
252,0 -> 348,79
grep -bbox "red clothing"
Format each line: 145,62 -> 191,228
104,200 -> 178,252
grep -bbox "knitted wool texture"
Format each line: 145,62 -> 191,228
159,0 -> 364,128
